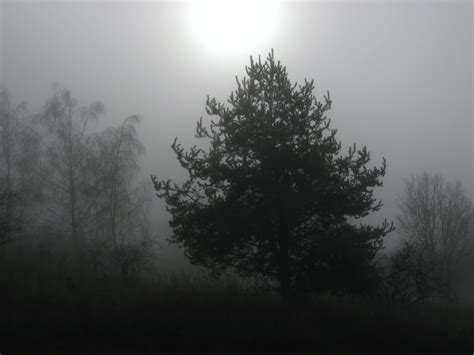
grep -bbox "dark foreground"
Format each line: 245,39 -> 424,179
1,273 -> 474,355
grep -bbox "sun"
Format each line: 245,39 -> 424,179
187,0 -> 279,57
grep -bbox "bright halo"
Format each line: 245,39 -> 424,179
187,0 -> 278,56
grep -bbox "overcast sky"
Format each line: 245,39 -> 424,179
0,0 -> 472,267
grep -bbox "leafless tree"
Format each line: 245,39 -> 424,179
93,116 -> 154,279
38,84 -> 104,255
0,90 -> 41,247
377,242 -> 436,306
397,172 -> 474,300
2,85 -> 154,279
0,192 -> 22,248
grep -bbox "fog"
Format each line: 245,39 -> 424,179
0,1 -> 472,272
0,0 -> 473,352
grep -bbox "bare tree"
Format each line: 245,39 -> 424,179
93,116 -> 153,279
0,192 -> 22,247
38,84 -> 104,255
377,242 -> 436,306
397,172 -> 474,300
0,90 -> 41,246
36,85 -> 153,279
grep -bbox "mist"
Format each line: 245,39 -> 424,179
0,0 -> 473,353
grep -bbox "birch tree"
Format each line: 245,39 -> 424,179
397,172 -> 474,300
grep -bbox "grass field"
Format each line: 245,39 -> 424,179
1,261 -> 473,354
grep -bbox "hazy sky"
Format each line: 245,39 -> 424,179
0,0 -> 472,266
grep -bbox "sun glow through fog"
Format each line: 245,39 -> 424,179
187,0 -> 279,56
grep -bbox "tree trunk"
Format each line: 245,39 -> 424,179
278,205 -> 290,299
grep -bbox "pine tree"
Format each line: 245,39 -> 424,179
153,50 -> 393,297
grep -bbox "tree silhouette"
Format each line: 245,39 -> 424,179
397,172 -> 474,300
0,90 -> 41,246
378,241 -> 436,306
153,50 -> 393,297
